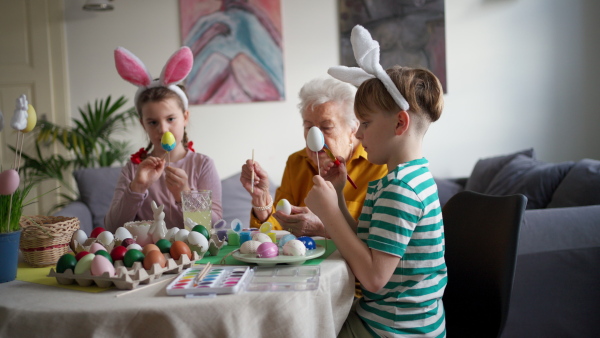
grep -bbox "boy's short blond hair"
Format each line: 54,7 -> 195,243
355,66 -> 444,130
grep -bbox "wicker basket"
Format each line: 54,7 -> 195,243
19,216 -> 80,267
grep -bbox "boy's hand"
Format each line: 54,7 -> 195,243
321,156 -> 348,193
130,156 -> 165,193
165,166 -> 190,202
305,175 -> 339,221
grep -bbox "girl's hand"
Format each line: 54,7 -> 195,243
130,156 -> 165,193
321,156 -> 348,193
165,166 -> 190,202
305,175 -> 339,221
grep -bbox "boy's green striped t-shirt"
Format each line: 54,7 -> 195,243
356,158 -> 447,337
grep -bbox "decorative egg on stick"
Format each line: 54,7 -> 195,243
161,131 -> 176,164
306,126 -> 325,175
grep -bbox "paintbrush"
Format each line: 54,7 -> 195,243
323,144 -> 358,189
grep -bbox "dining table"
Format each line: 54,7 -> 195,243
0,240 -> 355,338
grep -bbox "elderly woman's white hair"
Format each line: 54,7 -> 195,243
297,77 -> 358,131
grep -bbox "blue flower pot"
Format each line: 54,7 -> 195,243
0,230 -> 21,283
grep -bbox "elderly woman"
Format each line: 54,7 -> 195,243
240,77 -> 388,237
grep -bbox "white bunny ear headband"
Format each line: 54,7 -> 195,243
114,46 -> 193,111
328,25 -> 409,111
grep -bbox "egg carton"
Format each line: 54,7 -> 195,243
47,251 -> 201,290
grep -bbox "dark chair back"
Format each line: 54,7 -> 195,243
442,191 -> 527,337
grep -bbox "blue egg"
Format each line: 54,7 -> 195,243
278,234 -> 297,247
297,236 -> 316,250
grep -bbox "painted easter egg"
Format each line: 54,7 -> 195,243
283,239 -> 307,256
96,231 -> 114,246
94,249 -> 113,264
161,131 -> 176,151
56,254 -> 77,273
91,255 -> 115,276
90,227 -> 106,238
252,232 -> 272,243
123,249 -> 145,268
155,238 -> 172,253
240,240 -> 262,254
73,229 -> 88,246
259,222 -> 273,234
74,253 -> 95,274
110,246 -> 128,262
0,169 -> 20,195
256,242 -> 279,258
21,104 -> 37,133
276,199 -> 292,215
191,224 -> 210,240
297,236 -> 316,250
306,126 -> 324,152
114,227 -> 133,241
278,234 -> 297,248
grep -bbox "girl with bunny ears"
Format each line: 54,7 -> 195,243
305,25 -> 446,337
104,47 -> 222,233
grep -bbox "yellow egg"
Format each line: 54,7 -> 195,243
22,104 -> 37,133
161,131 -> 176,151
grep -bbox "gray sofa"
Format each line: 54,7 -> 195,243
55,149 -> 600,336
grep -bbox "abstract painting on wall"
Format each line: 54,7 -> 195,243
338,0 -> 447,92
179,0 -> 284,104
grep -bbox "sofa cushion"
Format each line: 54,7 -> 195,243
73,167 -> 122,229
465,148 -> 535,193
485,155 -> 574,209
547,159 -> 600,208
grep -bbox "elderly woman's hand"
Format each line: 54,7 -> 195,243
273,205 -> 328,238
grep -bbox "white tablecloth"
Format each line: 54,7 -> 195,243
0,250 -> 355,338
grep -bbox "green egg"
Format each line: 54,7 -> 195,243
123,249 -> 145,268
95,249 -> 113,264
155,239 -> 172,253
74,253 -> 95,274
56,254 -> 77,273
192,224 -> 210,240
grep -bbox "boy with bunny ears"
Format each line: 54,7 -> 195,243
104,47 -> 222,232
305,25 -> 446,337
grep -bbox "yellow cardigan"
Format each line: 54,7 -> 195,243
250,144 -> 388,230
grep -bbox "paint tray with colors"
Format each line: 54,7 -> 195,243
166,266 -> 251,296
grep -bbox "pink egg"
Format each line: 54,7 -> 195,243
90,255 -> 115,276
0,169 -> 20,195
89,242 -> 106,253
256,242 -> 279,258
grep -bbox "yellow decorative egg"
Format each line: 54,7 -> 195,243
22,104 -> 37,133
161,131 -> 176,151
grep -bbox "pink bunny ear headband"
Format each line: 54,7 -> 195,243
328,25 -> 409,111
114,46 -> 193,111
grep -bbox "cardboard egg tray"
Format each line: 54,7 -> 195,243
47,251 -> 201,290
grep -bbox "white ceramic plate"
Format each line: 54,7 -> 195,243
232,245 -> 326,266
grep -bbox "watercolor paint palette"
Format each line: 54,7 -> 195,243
166,265 -> 251,296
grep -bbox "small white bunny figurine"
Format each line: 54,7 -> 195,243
149,201 -> 167,243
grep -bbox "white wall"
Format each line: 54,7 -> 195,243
63,0 -> 600,183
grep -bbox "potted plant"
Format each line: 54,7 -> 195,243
13,95 -> 137,213
0,93 -> 38,282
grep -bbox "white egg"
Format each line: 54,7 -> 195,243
127,243 -> 143,251
165,227 -> 180,241
175,229 -> 190,242
187,231 -> 209,251
114,227 -> 133,241
276,199 -> 292,215
73,229 -> 88,245
306,126 -> 324,152
97,231 -> 114,246
283,239 -> 306,256
252,232 -> 272,243
240,240 -> 262,254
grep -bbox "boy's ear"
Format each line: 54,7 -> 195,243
395,110 -> 410,135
